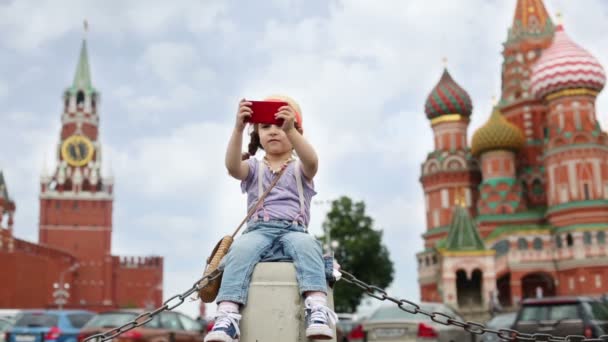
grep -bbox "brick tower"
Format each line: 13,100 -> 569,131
499,0 -> 555,209
530,23 -> 608,227
39,37 -> 116,307
418,67 -> 481,301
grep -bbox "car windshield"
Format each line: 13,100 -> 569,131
583,302 -> 608,321
0,320 -> 11,330
84,313 -> 140,328
369,304 -> 451,322
487,313 -> 516,328
519,303 -> 580,321
67,313 -> 94,328
15,313 -> 59,328
86,312 -> 161,329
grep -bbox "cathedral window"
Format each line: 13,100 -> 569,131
76,91 -> 85,106
583,184 -> 591,200
532,179 -> 543,196
441,189 -> 449,208
597,231 -> 606,245
517,238 -> 528,250
584,232 -> 593,245
559,185 -> 569,203
433,210 -> 440,227
566,234 -> 574,247
533,238 -> 543,250
595,274 -> 602,288
555,235 -> 563,248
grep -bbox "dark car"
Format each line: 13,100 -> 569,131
6,310 -> 94,342
512,296 -> 608,339
78,309 -> 204,342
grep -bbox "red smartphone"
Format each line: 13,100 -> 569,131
247,100 -> 288,125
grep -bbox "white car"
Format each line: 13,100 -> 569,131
362,302 -> 473,342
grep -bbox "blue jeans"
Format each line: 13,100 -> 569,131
216,220 -> 327,305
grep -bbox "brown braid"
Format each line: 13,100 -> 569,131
241,125 -> 263,160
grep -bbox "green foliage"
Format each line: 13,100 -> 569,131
320,196 -> 394,313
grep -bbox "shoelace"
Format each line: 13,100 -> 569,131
213,310 -> 242,337
309,305 -> 338,327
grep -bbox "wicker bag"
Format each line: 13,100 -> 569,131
198,165 -> 289,302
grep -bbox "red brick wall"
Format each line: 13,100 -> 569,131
0,238 -> 77,308
113,256 -> 164,308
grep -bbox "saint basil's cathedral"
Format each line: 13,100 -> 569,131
417,0 -> 608,316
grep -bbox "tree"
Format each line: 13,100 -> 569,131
319,196 -> 394,313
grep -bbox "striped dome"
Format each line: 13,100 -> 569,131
471,107 -> 525,157
425,68 -> 473,120
531,25 -> 606,99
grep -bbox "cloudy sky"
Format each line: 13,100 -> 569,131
2,0 -> 608,318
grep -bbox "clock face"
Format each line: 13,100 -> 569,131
61,135 -> 95,167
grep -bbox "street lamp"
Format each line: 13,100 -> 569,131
53,263 -> 79,310
313,199 -> 334,254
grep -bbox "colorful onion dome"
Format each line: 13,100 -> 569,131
471,107 -> 525,157
531,25 -> 606,99
425,68 -> 473,120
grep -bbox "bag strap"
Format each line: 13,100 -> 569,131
294,160 -> 305,211
231,161 -> 289,238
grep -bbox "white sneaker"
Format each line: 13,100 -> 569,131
204,310 -> 241,342
304,301 -> 338,340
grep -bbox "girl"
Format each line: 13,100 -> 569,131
204,95 -> 337,342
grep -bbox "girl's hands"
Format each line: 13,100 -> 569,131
235,99 -> 252,132
275,105 -> 297,133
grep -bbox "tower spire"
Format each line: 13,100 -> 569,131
0,170 -> 8,200
72,21 -> 93,92
508,0 -> 554,42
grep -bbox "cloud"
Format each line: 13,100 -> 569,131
109,121 -> 232,197
138,42 -> 198,83
0,0 -> 228,50
0,81 -> 7,100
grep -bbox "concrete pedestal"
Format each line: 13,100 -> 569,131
240,262 -> 336,342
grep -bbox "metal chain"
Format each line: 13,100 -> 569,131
83,270 -> 222,342
339,270 -> 608,342
82,267 -> 608,342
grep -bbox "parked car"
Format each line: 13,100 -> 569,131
360,302 -> 472,342
512,296 -> 608,339
336,313 -> 361,342
478,312 -> 517,342
78,309 -> 205,342
1,318 -> 15,342
6,310 -> 94,342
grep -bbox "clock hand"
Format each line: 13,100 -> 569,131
74,143 -> 81,159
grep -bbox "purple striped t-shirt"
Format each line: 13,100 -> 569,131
241,157 -> 317,226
